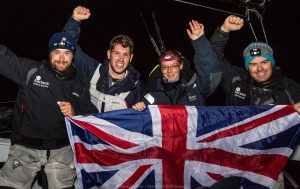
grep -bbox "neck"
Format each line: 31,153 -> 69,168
109,68 -> 126,80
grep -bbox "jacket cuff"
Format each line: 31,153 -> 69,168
69,16 -> 81,26
216,26 -> 230,39
191,35 -> 209,51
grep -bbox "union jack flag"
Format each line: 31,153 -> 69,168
65,105 -> 300,189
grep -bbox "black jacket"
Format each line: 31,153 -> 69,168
209,27 -> 300,105
0,45 -> 97,143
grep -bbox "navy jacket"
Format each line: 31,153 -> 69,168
143,35 -> 222,106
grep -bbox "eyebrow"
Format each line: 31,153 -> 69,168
249,58 -> 269,64
161,63 -> 180,66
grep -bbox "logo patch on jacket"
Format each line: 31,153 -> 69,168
145,93 -> 155,104
33,75 -> 49,88
189,95 -> 197,101
72,92 -> 79,97
234,87 -> 246,99
13,159 -> 22,169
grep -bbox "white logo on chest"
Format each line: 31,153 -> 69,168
33,75 -> 49,88
234,87 -> 246,99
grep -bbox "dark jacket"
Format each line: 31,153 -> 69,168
143,35 -> 222,106
63,17 -> 146,111
0,45 -> 97,148
209,27 -> 300,105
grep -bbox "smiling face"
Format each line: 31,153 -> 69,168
160,59 -> 183,81
49,48 -> 73,72
159,50 -> 183,82
248,56 -> 273,83
107,44 -> 133,79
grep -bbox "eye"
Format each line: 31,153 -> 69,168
261,60 -> 269,64
249,62 -> 256,67
123,53 -> 130,58
52,50 -> 59,54
112,51 -> 120,56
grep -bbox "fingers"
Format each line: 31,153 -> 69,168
189,20 -> 204,31
59,101 -> 75,116
72,6 -> 91,21
294,102 -> 300,114
132,102 -> 146,111
227,15 -> 244,25
221,15 -> 244,32
74,6 -> 90,15
187,19 -> 204,40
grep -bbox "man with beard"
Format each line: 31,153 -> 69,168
64,6 -> 145,113
209,14 -> 300,189
0,32 -> 97,188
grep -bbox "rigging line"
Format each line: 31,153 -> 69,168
0,101 -> 16,104
253,9 -> 268,44
245,8 -> 258,41
138,11 -> 161,56
173,0 -> 246,18
245,8 -> 269,43
283,170 -> 299,189
152,12 -> 166,53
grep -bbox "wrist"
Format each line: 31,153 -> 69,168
220,25 -> 230,33
71,15 -> 81,22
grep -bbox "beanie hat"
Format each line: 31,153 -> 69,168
48,32 -> 76,54
243,41 -> 275,70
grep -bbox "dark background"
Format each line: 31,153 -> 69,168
0,0 -> 299,105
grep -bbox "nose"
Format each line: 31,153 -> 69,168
119,54 -> 125,62
257,62 -> 262,71
58,53 -> 65,61
167,66 -> 173,73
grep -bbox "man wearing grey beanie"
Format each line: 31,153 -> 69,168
210,15 -> 300,189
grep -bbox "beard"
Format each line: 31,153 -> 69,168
50,60 -> 71,72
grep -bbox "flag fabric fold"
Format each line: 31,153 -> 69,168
65,105 -> 300,189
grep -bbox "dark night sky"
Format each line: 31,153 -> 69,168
0,0 -> 299,105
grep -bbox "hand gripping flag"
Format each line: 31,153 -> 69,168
65,105 -> 300,189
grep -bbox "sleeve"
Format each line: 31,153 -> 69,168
125,80 -> 147,107
63,17 -> 100,88
191,35 -> 222,97
63,17 -> 81,42
286,78 -> 300,104
76,84 -> 98,115
0,45 -> 37,85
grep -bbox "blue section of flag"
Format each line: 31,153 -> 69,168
94,108 -> 154,137
71,121 -> 109,145
196,106 -> 273,136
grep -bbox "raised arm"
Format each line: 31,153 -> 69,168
64,6 -> 91,40
63,6 -> 99,87
210,15 -> 244,70
0,45 -> 38,85
187,20 -> 222,96
209,15 -> 246,92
